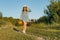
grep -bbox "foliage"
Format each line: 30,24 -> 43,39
44,0 -> 60,23
0,12 -> 3,19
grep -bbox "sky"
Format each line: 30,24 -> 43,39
0,0 -> 50,19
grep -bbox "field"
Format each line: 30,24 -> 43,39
0,19 -> 60,40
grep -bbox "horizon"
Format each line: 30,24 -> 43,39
0,0 -> 50,19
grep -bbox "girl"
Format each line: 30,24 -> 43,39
20,5 -> 31,33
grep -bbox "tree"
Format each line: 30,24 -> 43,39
0,12 -> 3,19
44,0 -> 60,23
37,16 -> 50,24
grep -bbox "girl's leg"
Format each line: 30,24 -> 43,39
23,21 -> 27,33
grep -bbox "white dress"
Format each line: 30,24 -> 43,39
20,8 -> 31,22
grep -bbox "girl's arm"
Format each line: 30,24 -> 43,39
27,8 -> 31,12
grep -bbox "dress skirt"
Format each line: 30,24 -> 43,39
20,12 -> 30,22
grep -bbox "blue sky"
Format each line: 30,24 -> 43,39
0,0 -> 50,19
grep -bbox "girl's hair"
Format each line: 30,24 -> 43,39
22,6 -> 28,12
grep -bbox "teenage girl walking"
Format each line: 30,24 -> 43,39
20,5 -> 31,33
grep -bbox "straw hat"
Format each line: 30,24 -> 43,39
23,5 -> 27,7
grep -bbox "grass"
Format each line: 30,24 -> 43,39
0,27 -> 37,40
26,23 -> 60,40
16,23 -> 60,40
0,19 -> 60,40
